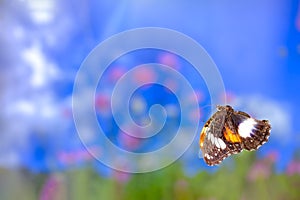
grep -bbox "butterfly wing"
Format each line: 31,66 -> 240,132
231,111 -> 271,150
200,110 -> 242,166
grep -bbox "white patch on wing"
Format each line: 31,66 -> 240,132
238,118 -> 257,138
204,153 -> 208,159
215,139 -> 221,149
210,134 -> 215,144
217,138 -> 226,149
205,153 -> 213,160
208,133 -> 211,141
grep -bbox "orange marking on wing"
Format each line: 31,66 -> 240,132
224,126 -> 241,143
199,127 -> 207,148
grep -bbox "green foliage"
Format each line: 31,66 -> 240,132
2,152 -> 300,200
60,152 -> 300,200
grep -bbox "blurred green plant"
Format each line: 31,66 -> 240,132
1,151 -> 300,200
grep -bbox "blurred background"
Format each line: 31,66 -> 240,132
1,0 -> 300,199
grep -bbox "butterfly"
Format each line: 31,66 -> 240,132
199,105 -> 271,166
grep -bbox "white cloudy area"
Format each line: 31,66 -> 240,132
0,0 -> 74,168
230,95 -> 292,143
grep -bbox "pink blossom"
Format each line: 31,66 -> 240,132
58,146 -> 101,165
247,152 -> 278,182
39,175 -> 59,200
118,130 -> 141,151
265,150 -> 279,163
61,108 -> 72,118
247,161 -> 271,182
193,90 -> 204,104
111,159 -> 132,183
157,52 -> 180,70
133,66 -> 157,84
286,160 -> 300,176
108,66 -> 126,83
95,93 -> 111,116
112,170 -> 131,184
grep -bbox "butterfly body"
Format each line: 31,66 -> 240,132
200,105 -> 271,166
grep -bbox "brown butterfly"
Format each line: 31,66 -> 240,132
199,105 -> 271,166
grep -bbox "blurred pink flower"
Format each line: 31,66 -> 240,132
108,66 -> 126,83
247,152 -> 278,182
157,52 -> 180,70
61,108 -> 72,119
39,174 -> 59,200
193,90 -> 204,104
118,130 -> 142,151
247,161 -> 271,182
133,66 -> 157,84
286,160 -> 300,176
112,170 -> 131,184
95,93 -> 111,116
58,146 -> 100,165
175,179 -> 189,190
112,159 -> 132,184
266,150 -> 279,163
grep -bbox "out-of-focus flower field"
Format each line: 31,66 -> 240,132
1,0 -> 300,199
2,152 -> 300,200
